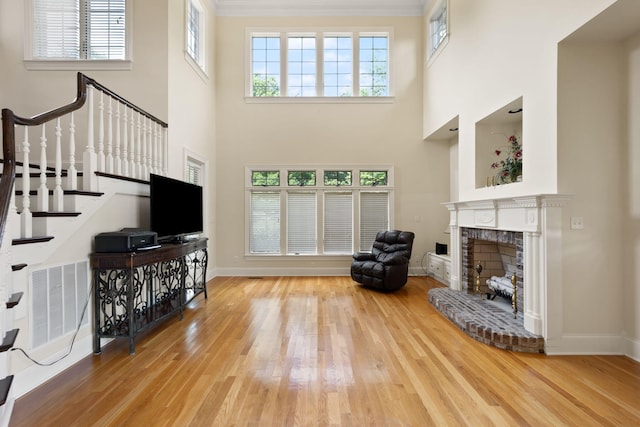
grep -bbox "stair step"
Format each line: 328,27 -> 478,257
6,292 -> 23,309
11,264 -> 27,272
16,189 -> 103,197
0,376 -> 13,406
0,330 -> 19,353
32,211 -> 81,218
12,236 -> 54,245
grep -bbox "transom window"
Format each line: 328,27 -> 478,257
248,29 -> 392,99
246,166 -> 394,256
29,0 -> 128,61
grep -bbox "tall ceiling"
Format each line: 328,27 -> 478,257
211,0 -> 429,16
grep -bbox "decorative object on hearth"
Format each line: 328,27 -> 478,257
475,262 -> 483,296
490,134 -> 522,184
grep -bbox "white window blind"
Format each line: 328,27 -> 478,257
324,192 -> 353,254
186,159 -> 203,186
287,192 -> 316,254
250,192 -> 281,254
32,0 -> 126,60
359,192 -> 389,251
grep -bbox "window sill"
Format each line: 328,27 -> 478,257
24,59 -> 133,71
245,96 -> 395,104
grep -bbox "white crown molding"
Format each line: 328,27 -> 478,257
212,0 -> 427,16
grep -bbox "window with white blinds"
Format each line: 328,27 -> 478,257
359,192 -> 389,251
324,192 -> 353,254
246,165 -> 393,256
186,159 -> 203,186
250,192 -> 281,254
287,192 -> 317,254
30,0 -> 127,60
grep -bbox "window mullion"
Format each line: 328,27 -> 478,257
353,34 -> 360,96
280,32 -> 287,97
316,33 -> 323,98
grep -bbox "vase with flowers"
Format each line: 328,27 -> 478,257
491,134 -> 522,184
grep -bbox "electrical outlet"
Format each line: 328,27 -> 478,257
570,216 -> 584,230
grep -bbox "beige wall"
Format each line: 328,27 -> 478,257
424,0 -> 640,357
214,15 -> 450,274
423,0 -> 617,201
168,0 -> 217,270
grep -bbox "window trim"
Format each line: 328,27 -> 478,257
245,27 -> 395,103
244,164 -> 395,258
24,0 -> 133,71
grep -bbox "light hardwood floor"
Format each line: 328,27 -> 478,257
11,276 -> 640,426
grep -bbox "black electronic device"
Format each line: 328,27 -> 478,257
435,242 -> 448,255
94,229 -> 158,253
150,173 -> 203,243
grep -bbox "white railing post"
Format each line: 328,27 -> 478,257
97,91 -> 105,173
122,106 -> 129,177
106,96 -> 114,174
162,126 -> 168,176
36,124 -> 49,212
141,116 -> 148,179
52,118 -> 64,212
152,122 -> 159,176
115,102 -> 121,176
136,112 -> 142,179
83,86 -> 98,192
67,112 -> 78,191
129,107 -> 136,179
20,127 -> 32,238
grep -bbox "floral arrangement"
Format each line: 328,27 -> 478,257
491,134 -> 522,184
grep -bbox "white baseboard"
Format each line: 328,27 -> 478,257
212,266 -> 426,278
545,333 -> 625,356
623,335 -> 640,362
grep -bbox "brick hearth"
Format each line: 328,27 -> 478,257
428,287 -> 544,353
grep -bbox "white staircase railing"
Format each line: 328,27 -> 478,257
2,72 -> 168,240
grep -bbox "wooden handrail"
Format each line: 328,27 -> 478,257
0,109 -> 16,245
0,72 -> 168,248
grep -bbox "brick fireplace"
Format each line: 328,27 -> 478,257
461,227 -> 523,315
434,195 -> 570,353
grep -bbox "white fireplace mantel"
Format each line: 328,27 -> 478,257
442,195 -> 572,346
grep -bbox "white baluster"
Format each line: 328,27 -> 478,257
115,101 -> 121,176
122,105 -> 129,177
129,107 -> 136,179
37,124 -> 49,212
141,116 -> 148,179
20,127 -> 32,238
136,112 -> 142,179
97,91 -> 105,172
83,86 -> 98,192
67,112 -> 78,191
106,96 -> 114,174
162,127 -> 168,176
52,118 -> 64,212
153,122 -> 159,175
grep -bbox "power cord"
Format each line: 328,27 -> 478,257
11,282 -> 94,367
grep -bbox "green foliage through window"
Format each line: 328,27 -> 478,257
252,171 -> 280,186
324,171 -> 352,186
288,171 -> 316,186
360,171 -> 388,186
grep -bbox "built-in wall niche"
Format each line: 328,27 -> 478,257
475,97 -> 523,188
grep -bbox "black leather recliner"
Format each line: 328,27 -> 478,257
351,230 -> 415,291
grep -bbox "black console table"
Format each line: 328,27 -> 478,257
91,238 -> 208,354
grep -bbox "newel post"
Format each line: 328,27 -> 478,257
83,86 -> 98,192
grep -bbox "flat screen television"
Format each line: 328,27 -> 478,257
150,173 -> 203,243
